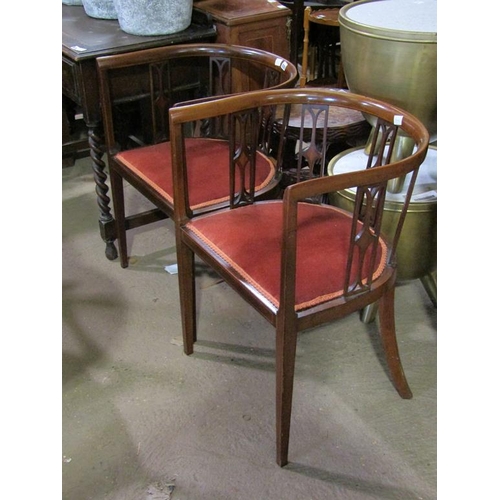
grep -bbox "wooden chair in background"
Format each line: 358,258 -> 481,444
97,43 -> 297,268
300,6 -> 346,88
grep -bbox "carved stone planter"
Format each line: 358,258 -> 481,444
114,0 -> 193,36
81,0 -> 117,19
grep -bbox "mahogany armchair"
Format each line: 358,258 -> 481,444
169,88 -> 430,466
97,43 -> 297,268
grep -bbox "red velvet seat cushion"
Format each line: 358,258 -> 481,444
115,138 -> 276,210
187,201 -> 388,311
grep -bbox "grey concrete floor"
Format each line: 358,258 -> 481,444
62,156 -> 437,500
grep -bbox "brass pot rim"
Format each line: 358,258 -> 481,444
339,0 -> 437,44
327,145 -> 437,210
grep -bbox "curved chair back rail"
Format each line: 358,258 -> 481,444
96,43 -> 298,268
169,87 -> 429,466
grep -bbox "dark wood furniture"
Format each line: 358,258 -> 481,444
97,44 -> 297,268
300,6 -> 345,88
169,88 -> 429,466
278,0 -> 348,66
194,0 -> 291,59
62,4 -> 217,260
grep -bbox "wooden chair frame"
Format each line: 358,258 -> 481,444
97,43 -> 298,267
169,88 -> 429,466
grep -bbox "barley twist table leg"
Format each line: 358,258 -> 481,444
88,127 -> 118,261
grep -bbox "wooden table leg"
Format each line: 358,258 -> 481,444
88,126 -> 118,261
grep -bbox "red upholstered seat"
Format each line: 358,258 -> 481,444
116,138 -> 276,211
187,201 -> 387,311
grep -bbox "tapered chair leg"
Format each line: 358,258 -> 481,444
176,237 -> 197,355
275,317 -> 298,466
378,287 -> 413,399
109,169 -> 128,268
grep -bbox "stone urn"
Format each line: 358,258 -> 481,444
114,0 -> 194,36
81,0 -> 118,19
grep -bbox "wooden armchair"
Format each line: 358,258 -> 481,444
169,88 -> 430,466
97,43 -> 297,268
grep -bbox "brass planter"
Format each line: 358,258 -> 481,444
339,0 -> 437,140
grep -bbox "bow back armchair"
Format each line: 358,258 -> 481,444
169,88 -> 429,466
97,43 -> 297,267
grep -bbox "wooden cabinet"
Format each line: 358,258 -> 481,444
194,0 -> 291,59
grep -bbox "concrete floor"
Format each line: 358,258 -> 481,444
62,156 -> 437,500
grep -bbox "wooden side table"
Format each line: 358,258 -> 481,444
194,0 -> 291,59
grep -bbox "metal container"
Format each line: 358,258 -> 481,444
339,0 -> 437,141
327,145 -> 437,281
